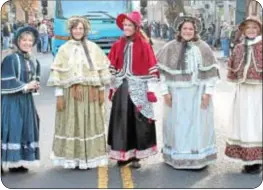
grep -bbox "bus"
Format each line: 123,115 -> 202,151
52,0 -> 138,55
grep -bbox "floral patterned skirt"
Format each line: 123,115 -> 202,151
225,83 -> 262,165
51,85 -> 108,169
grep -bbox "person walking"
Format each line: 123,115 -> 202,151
39,20 -> 48,53
220,22 -> 231,59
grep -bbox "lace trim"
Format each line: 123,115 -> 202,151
1,84 -> 26,94
1,76 -> 16,81
47,76 -> 102,88
163,153 -> 217,169
108,145 -> 158,161
2,160 -> 40,169
50,153 -> 108,169
54,133 -> 105,141
2,142 -> 39,150
198,63 -> 220,71
162,146 -> 217,160
226,139 -> 262,147
224,155 -> 263,166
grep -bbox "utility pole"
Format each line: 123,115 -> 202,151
41,0 -> 48,18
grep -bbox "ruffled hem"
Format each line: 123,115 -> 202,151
50,153 -> 108,169
224,156 -> 262,166
226,78 -> 262,84
108,145 -> 158,161
2,160 -> 40,169
226,139 -> 262,148
163,153 -> 217,169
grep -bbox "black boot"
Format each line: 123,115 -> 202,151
9,166 -> 28,173
242,164 -> 262,174
117,160 -> 131,167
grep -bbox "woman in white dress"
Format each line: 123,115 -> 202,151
157,15 -> 220,170
225,16 -> 262,174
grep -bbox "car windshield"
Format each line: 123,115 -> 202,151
56,0 -> 126,20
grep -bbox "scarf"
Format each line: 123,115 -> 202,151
157,39 -> 219,81
71,35 -> 95,70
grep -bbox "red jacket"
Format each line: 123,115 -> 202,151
108,33 -> 158,77
228,40 -> 262,82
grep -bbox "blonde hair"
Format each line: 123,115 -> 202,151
18,31 -> 35,43
139,29 -> 150,43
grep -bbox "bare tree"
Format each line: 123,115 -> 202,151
17,0 -> 34,22
164,0 -> 186,25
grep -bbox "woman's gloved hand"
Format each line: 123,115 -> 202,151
57,96 -> 65,112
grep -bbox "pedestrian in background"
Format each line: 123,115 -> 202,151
225,16 -> 262,174
107,11 -> 158,169
157,15 -> 220,170
47,19 -> 54,53
36,22 -> 42,53
47,16 -> 111,170
1,26 -> 41,173
39,20 -> 48,53
2,22 -> 11,50
220,22 -> 231,59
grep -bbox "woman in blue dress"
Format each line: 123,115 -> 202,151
1,26 -> 40,173
157,15 -> 220,169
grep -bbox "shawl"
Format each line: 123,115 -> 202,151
47,39 -> 111,88
1,53 -> 40,94
156,39 -> 219,82
227,36 -> 262,83
108,32 -> 158,77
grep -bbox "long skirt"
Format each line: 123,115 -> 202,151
225,83 -> 262,165
108,79 -> 157,161
162,85 -> 217,169
51,85 -> 108,169
1,92 -> 40,168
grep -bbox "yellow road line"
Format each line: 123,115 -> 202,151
98,166 -> 108,188
120,166 -> 134,188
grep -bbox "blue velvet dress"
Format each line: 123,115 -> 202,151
1,52 -> 40,168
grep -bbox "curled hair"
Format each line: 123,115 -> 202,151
67,16 -> 90,38
176,20 -> 200,42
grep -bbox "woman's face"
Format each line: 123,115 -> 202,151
244,21 -> 260,39
18,34 -> 34,52
71,22 -> 85,40
180,22 -> 195,41
123,18 -> 136,37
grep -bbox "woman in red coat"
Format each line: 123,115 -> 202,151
107,11 -> 159,168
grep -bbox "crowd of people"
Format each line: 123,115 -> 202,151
1,11 -> 262,177
144,18 -> 246,63
1,19 -> 54,54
